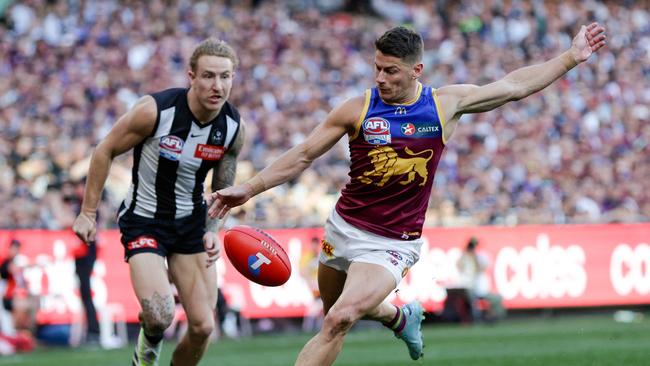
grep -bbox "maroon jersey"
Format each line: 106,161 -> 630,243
335,83 -> 447,240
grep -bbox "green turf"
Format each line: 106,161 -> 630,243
1,314 -> 648,365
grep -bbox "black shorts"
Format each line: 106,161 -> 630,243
118,207 -> 207,261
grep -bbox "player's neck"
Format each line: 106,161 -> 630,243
187,88 -> 221,124
382,81 -> 420,105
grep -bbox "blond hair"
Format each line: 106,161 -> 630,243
189,38 -> 239,72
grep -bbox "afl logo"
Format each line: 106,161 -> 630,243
159,135 -> 184,161
363,117 -> 391,145
401,123 -> 415,136
160,135 -> 183,152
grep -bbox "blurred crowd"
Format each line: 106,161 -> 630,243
0,0 -> 648,230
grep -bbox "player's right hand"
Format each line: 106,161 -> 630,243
207,184 -> 253,219
570,22 -> 606,63
72,212 -> 97,244
203,231 -> 221,268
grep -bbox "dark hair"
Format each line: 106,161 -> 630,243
467,237 -> 478,250
375,26 -> 423,65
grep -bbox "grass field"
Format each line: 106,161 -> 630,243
1,313 -> 648,365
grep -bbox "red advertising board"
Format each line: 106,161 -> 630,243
0,224 -> 648,324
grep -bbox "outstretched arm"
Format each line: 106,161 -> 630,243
438,23 -> 606,119
208,96 -> 363,218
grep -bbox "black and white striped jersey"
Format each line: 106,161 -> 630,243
119,88 -> 241,220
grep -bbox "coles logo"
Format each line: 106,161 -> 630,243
401,123 -> 415,136
195,144 -> 225,161
127,236 -> 158,250
363,117 -> 391,145
610,243 -> 650,296
159,135 -> 184,161
493,234 -> 587,300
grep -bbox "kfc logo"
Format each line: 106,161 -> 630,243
127,236 -> 158,250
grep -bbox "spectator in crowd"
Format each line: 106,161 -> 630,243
0,0 -> 647,230
0,240 -> 36,355
72,237 -> 100,344
456,237 -> 505,323
0,239 -> 37,339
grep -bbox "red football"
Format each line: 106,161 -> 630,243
223,225 -> 291,286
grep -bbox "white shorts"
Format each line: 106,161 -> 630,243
320,210 -> 423,286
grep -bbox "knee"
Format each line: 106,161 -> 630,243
188,317 -> 215,342
321,306 -> 361,341
142,316 -> 174,334
140,299 -> 175,334
141,311 -> 174,335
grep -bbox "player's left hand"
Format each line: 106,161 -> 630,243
571,22 -> 606,63
203,231 -> 221,268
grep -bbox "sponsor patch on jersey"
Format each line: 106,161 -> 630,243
362,117 -> 391,145
399,122 -> 441,138
195,144 -> 225,160
321,240 -> 335,258
386,250 -> 403,261
400,231 -> 420,240
127,236 -> 158,251
401,123 -> 415,136
159,135 -> 184,161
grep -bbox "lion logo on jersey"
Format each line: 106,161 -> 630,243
358,146 -> 434,187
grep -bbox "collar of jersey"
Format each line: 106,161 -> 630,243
380,82 -> 422,106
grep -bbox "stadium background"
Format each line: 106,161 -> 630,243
0,0 -> 648,364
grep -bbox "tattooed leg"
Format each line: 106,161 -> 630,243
139,291 -> 175,336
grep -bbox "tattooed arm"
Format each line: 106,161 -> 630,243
204,121 -> 246,266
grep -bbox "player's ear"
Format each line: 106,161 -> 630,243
412,63 -> 423,79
